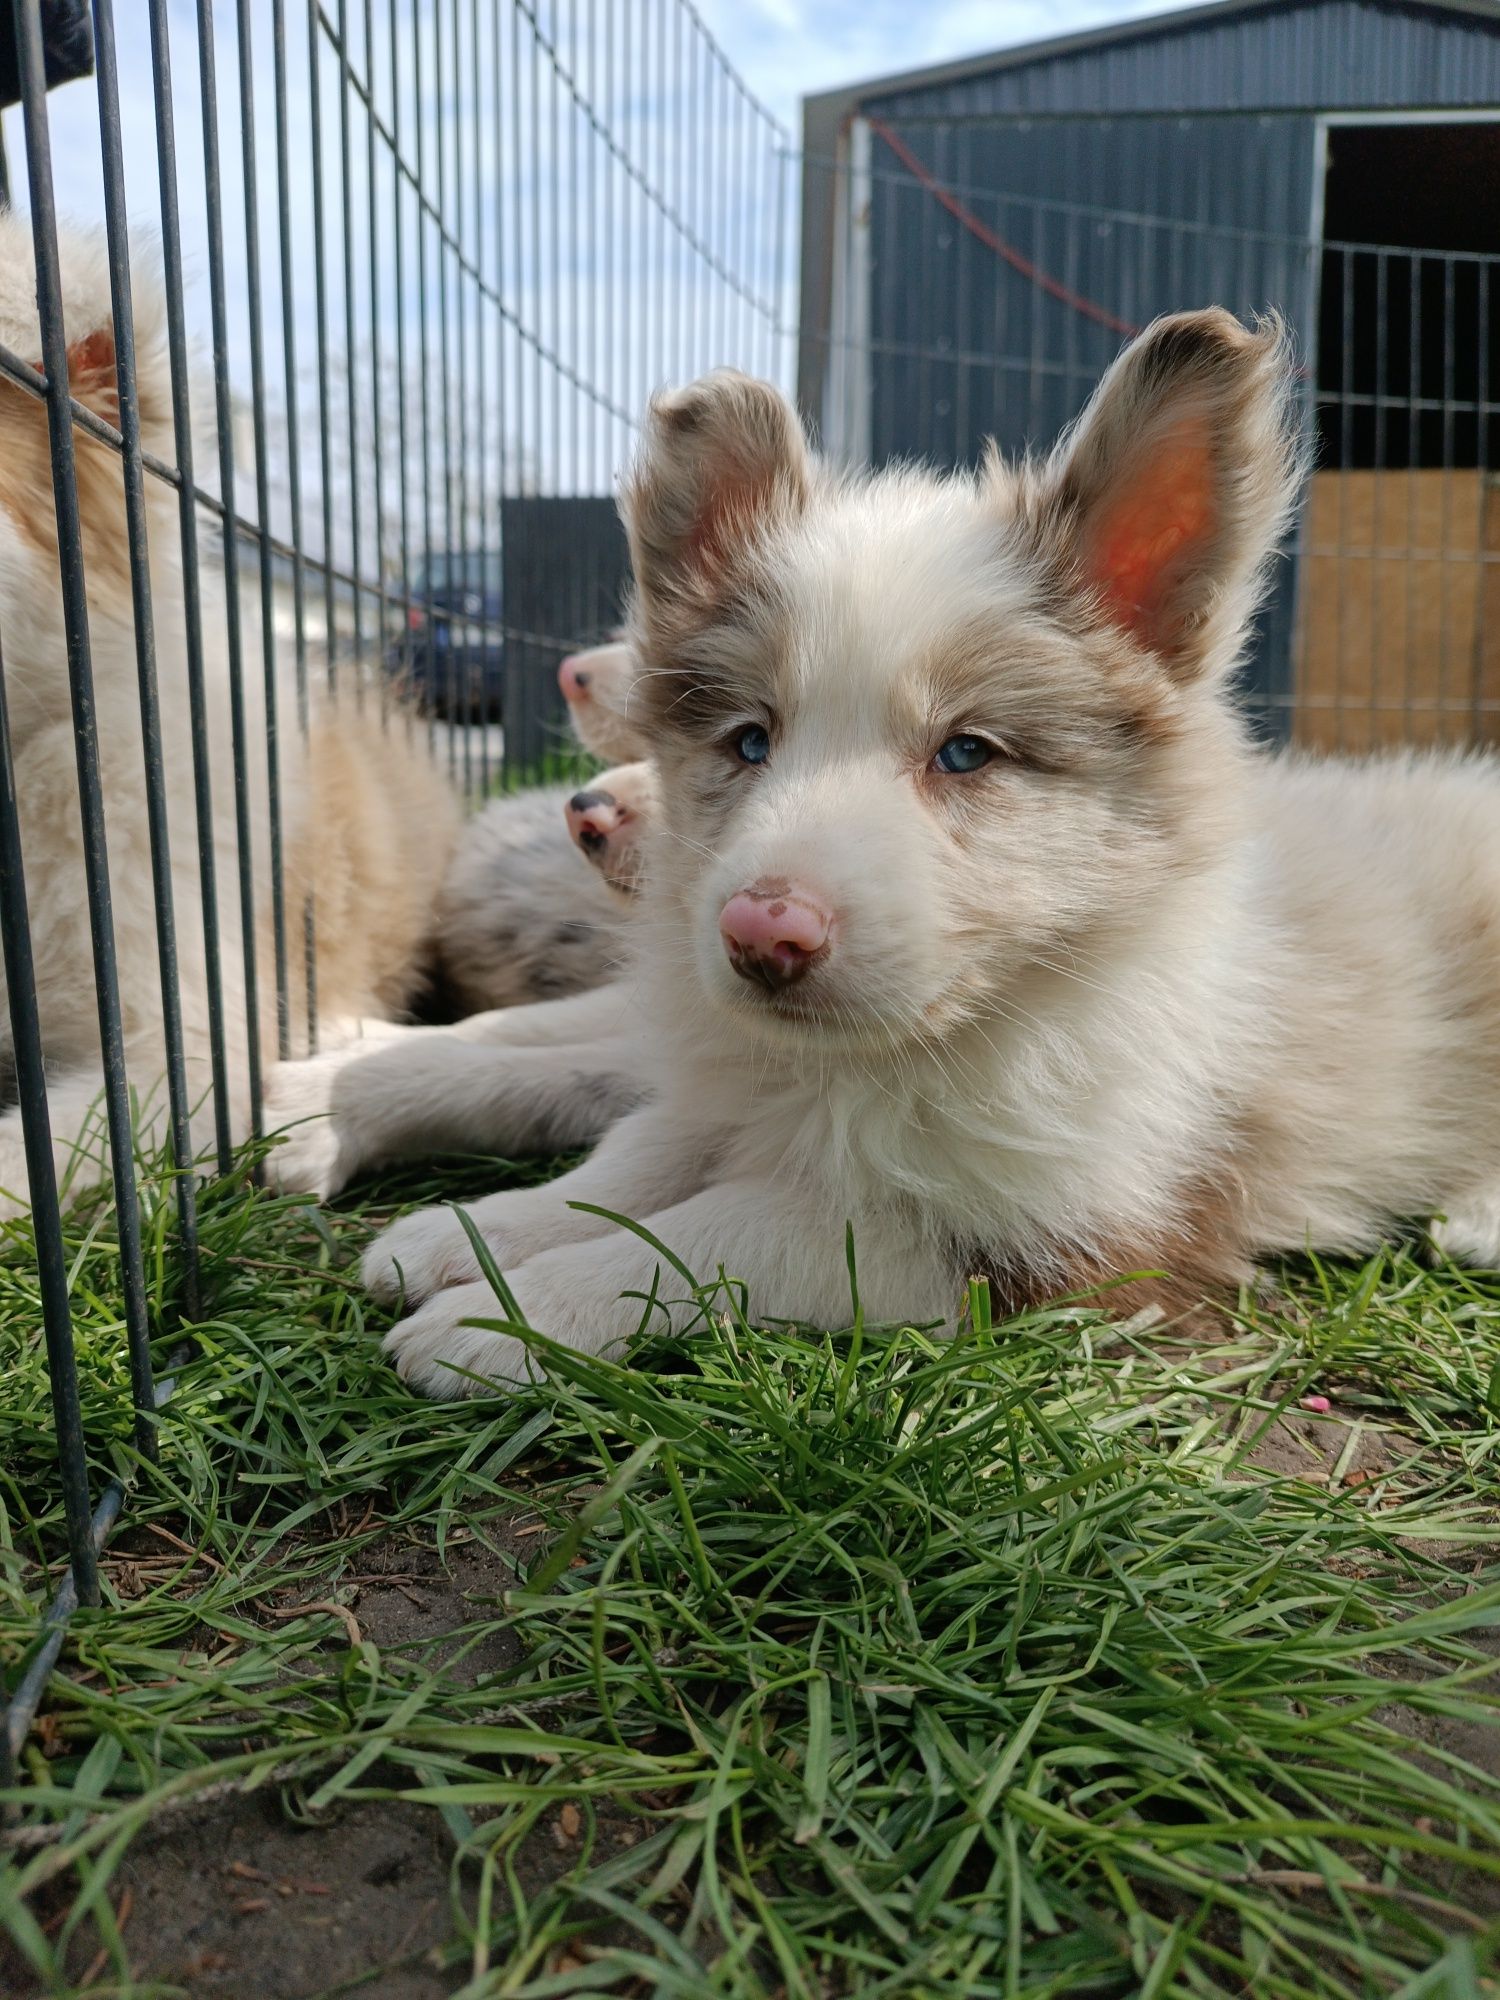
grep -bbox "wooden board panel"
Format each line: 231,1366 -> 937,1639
1291,469 -> 1500,752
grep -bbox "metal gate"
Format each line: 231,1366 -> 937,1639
0,0 -> 790,1786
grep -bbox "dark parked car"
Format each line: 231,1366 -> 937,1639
388,551 -> 505,721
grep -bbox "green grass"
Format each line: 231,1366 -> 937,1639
2,1144 -> 1500,1996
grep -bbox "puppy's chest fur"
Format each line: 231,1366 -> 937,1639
648,884 -> 1267,1263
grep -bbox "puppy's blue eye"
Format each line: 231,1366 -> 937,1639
735,724 -> 771,766
934,734 -> 992,775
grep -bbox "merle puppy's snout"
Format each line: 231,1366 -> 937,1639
718,881 -> 831,990
566,787 -> 619,854
558,655 -> 591,701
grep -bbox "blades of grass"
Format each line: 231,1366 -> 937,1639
520,1439 -> 663,1597
478,1408 -> 555,1484
974,1686 -> 1058,1820
793,1672 -> 832,1846
564,1201 -> 699,1288
11,1131 -> 1500,1994
451,1202 -> 531,1328
660,1445 -> 717,1612
834,1223 -> 866,1418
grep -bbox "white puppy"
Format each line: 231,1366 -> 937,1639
292,310 -> 1500,1398
0,215 -> 460,1213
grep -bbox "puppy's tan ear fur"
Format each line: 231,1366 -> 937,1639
1030,308 -> 1302,679
622,369 -> 809,641
55,237 -> 174,450
65,327 -> 122,425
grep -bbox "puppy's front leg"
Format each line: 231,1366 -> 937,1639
362,1101 -> 722,1306
383,1179 -> 960,1398
445,979 -> 643,1050
265,981 -> 648,1198
267,1031 -> 644,1198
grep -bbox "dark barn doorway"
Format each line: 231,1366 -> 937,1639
1296,119 -> 1500,749
1318,120 -> 1500,472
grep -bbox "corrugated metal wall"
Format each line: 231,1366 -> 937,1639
862,114 -> 1319,467
854,113 -> 1319,730
819,2 -> 1500,734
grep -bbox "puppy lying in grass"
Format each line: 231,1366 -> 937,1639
0,216 -> 459,1215
282,308 -> 1500,1395
268,638 -> 656,1185
427,638 -> 655,1015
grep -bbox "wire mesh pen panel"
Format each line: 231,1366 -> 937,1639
0,0 -> 788,1782
806,123 -> 1499,749
5,0 -> 1498,1805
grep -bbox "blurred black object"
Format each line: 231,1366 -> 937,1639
0,0 -> 94,204
0,0 -> 94,109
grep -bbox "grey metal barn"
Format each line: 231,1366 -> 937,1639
799,0 -> 1500,746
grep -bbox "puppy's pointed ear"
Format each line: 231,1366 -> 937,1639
58,238 -> 174,448
1033,309 -> 1301,679
622,370 -> 809,637
64,327 -> 121,425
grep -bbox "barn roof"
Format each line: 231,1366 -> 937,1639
805,0 -> 1500,125
797,0 -> 1500,423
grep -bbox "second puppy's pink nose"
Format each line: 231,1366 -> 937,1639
558,654 -> 591,703
566,787 -> 627,855
719,883 -> 831,989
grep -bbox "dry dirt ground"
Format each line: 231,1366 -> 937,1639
3,1526 -> 659,1998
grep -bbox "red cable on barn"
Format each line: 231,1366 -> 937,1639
865,115 -> 1143,341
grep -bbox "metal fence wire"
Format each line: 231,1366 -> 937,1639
0,0 -> 789,1785
2,4 -> 1498,1791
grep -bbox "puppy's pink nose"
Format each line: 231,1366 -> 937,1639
719,884 -> 831,990
558,654 -> 591,703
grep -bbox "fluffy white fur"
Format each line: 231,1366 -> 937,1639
277,309 -> 1500,1398
0,215 -> 460,1212
429,781 -> 626,1014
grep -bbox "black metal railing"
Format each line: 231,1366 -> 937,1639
5,3 -> 1496,1801
0,0 -> 790,1791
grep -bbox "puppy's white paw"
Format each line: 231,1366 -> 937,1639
362,1204 -> 486,1307
263,1055 -> 360,1198
1429,1199 -> 1500,1269
383,1280 -> 537,1399
265,1023 -> 424,1199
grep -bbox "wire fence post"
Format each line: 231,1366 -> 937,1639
15,0 -> 158,1452
90,0 -> 203,1322
0,632 -> 97,1617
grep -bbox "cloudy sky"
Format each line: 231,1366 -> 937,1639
688,0 -> 1197,136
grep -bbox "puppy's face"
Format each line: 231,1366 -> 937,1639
622,318 -> 1298,1050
